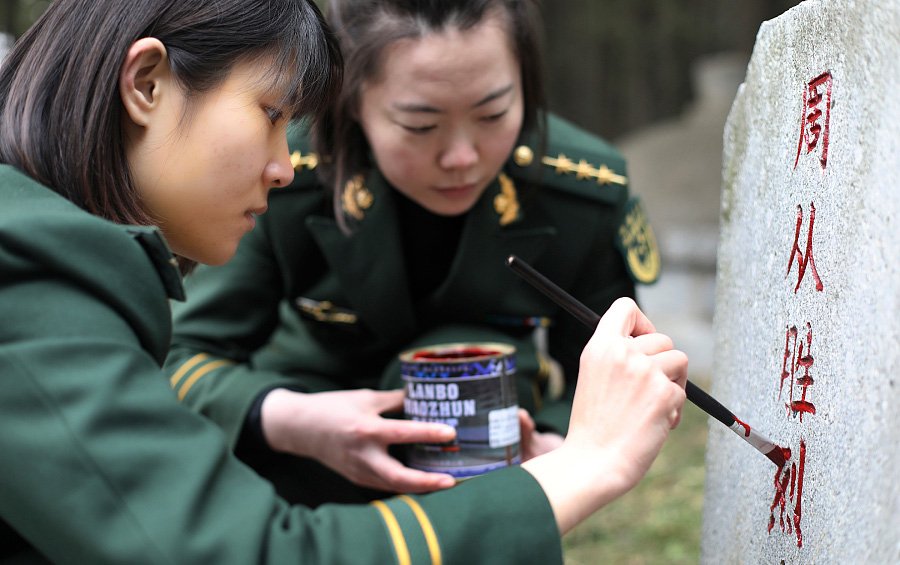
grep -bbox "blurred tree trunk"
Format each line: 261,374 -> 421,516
540,0 -> 800,139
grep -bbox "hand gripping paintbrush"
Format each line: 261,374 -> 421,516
505,254 -> 787,467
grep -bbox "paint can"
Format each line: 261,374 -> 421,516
399,342 -> 520,478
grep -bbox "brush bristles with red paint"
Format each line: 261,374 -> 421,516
765,446 -> 787,467
506,253 -> 788,467
691,381 -> 788,467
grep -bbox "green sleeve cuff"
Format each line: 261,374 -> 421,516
379,466 -> 563,565
168,354 -> 303,449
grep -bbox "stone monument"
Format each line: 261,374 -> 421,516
702,0 -> 900,563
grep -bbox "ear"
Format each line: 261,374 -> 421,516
119,38 -> 170,127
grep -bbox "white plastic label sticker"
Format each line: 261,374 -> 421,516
488,405 -> 521,448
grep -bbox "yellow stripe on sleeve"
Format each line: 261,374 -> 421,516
398,495 -> 442,565
371,500 -> 412,565
176,359 -> 234,401
169,353 -> 210,388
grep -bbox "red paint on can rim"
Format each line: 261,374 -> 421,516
412,347 -> 500,361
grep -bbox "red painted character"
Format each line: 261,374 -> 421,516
768,440 -> 806,548
787,203 -> 824,293
769,322 -> 816,548
780,322 -> 815,420
794,71 -> 833,170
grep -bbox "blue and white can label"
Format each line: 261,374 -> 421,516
400,342 -> 520,478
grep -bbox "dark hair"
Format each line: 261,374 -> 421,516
313,0 -> 547,230
0,0 -> 341,268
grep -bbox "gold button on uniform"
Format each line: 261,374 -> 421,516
513,145 -> 534,167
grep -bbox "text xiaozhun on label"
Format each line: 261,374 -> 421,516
404,382 -> 476,426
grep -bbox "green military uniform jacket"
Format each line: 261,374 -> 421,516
0,164 -> 563,564
165,113 -> 659,504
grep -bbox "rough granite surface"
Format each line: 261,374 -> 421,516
702,0 -> 900,563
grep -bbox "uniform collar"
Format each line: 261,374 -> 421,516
305,171 -> 416,341
431,171 -> 555,313
121,226 -> 185,301
304,169 -> 555,338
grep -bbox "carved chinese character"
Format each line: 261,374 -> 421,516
770,321 -> 816,548
794,71 -> 833,170
768,440 -> 806,548
787,203 -> 824,293
780,322 -> 815,421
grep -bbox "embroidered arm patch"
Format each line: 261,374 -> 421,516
615,196 -> 661,284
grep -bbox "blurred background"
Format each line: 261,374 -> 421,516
2,1 -> 800,562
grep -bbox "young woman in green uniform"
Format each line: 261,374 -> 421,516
167,0 -> 664,506
0,0 -> 686,563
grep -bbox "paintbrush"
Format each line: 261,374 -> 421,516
506,254 -> 787,467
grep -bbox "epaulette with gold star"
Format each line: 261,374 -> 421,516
506,113 -> 660,284
506,113 -> 629,206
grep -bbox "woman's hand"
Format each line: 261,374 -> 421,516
260,388 -> 458,493
522,297 -> 688,534
518,409 -> 564,461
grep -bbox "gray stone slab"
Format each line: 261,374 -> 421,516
702,1 -> 900,563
